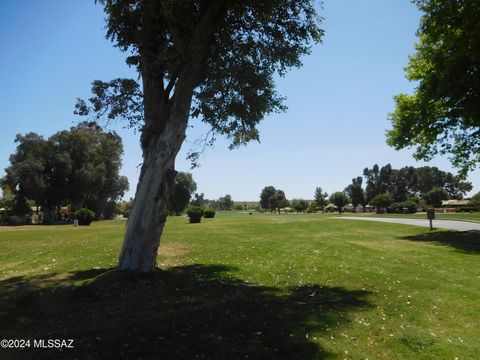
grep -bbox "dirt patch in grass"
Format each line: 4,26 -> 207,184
158,243 -> 189,257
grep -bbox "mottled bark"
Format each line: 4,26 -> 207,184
117,3 -> 227,271
117,115 -> 188,271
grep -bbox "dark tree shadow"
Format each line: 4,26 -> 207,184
399,230 -> 480,254
0,265 -> 372,359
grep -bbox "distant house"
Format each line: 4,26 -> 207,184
441,199 -> 469,207
343,204 -> 374,212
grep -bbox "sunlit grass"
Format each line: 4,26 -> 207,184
0,213 -> 479,359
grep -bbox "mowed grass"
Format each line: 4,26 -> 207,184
334,211 -> 480,223
0,213 -> 479,359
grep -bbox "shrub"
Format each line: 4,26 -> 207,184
387,202 -> 401,213
74,208 -> 96,226
387,201 -> 417,214
402,200 -> 418,214
186,206 -> 204,223
6,216 -> 26,226
456,206 -> 477,213
204,208 -> 216,218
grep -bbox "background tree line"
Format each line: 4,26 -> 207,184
257,164 -> 473,214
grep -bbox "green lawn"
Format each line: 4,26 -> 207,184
0,213 -> 479,359
334,211 -> 480,223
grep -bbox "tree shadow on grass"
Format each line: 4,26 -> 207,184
400,230 -> 480,254
0,265 -> 372,359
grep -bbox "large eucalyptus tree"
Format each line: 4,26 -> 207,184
77,0 -> 324,271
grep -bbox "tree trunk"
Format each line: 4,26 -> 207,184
118,119 -> 187,271
118,65 -> 192,271
117,2 -> 227,272
43,206 -> 56,224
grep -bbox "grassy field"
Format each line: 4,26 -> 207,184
333,211 -> 480,223
0,213 -> 479,359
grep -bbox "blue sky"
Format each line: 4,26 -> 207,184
1,0 -> 479,201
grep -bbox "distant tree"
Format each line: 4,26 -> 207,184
387,0 -> 480,177
169,172 -> 197,215
469,192 -> 480,210
388,167 -> 414,202
363,164 -> 392,203
120,198 -> 134,218
53,123 -> 129,217
371,194 -> 394,213
218,194 -> 234,211
291,199 -> 308,213
314,187 -> 328,210
410,166 -> 471,199
191,193 -> 206,207
345,177 -> 365,213
269,190 -> 288,214
260,186 -> 277,212
329,192 -> 350,214
1,123 -> 128,222
423,187 -> 449,207
306,202 -> 319,213
360,164 -> 471,201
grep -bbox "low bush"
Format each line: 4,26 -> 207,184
204,208 -> 216,218
75,208 -> 96,226
456,206 -> 477,213
6,216 -> 26,226
387,201 -> 417,214
186,206 -> 204,223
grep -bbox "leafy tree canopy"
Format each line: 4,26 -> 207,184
329,192 -> 350,214
371,194 -> 394,213
77,0 -> 324,271
360,164 -> 471,201
168,172 -> 197,215
218,194 -> 234,211
345,177 -> 365,211
423,186 -> 449,207
1,123 -> 129,221
291,199 -> 308,213
387,0 -> 480,177
269,190 -> 288,211
77,0 -> 324,161
313,186 -> 328,208
260,186 -> 277,211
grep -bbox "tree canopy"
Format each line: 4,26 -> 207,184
260,186 -> 277,211
387,0 -> 480,177
329,192 -> 349,214
168,172 -> 197,215
423,187 -> 449,207
291,199 -> 308,213
313,186 -> 328,209
360,164 -> 471,201
371,194 -> 394,213
1,123 -> 129,222
76,0 -> 324,158
217,194 -> 234,211
345,177 -> 365,212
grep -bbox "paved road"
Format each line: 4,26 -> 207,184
336,217 -> 480,232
